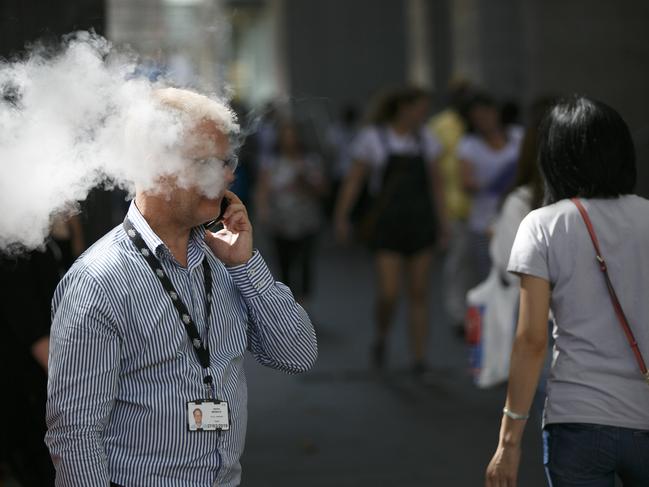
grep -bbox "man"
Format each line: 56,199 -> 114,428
192,408 -> 203,430
45,88 -> 318,486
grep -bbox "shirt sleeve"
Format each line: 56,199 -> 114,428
46,270 -> 121,486
507,211 -> 550,281
350,127 -> 382,167
226,251 -> 317,373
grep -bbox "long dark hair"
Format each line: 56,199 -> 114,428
539,95 -> 636,205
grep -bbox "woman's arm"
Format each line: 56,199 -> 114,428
333,160 -> 369,243
485,274 -> 550,487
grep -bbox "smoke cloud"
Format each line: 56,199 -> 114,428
0,31 -> 237,252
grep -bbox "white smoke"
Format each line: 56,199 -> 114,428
0,31 -> 237,252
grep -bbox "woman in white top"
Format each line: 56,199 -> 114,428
458,93 -> 524,283
256,121 -> 327,305
486,96 -> 649,486
334,87 -> 447,375
490,97 -> 551,284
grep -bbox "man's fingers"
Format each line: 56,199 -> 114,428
223,203 -> 248,221
223,207 -> 249,225
223,212 -> 251,233
223,190 -> 243,206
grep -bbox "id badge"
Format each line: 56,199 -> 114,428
187,400 -> 230,431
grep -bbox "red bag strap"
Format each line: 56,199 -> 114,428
571,198 -> 649,384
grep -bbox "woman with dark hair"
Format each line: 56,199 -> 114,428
256,121 -> 327,305
334,86 -> 447,375
488,97 -> 553,276
486,96 -> 649,486
466,98 -> 553,389
458,93 -> 524,283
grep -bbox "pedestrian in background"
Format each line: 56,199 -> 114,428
334,86 -> 447,375
488,97 -> 552,287
486,96 -> 649,486
459,93 -> 523,284
466,97 -> 552,390
256,120 -> 327,306
429,79 -> 473,336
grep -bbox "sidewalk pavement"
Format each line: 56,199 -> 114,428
241,235 -> 546,487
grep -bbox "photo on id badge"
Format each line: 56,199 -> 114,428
187,400 -> 230,432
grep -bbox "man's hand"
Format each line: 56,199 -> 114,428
204,191 -> 253,267
485,443 -> 521,487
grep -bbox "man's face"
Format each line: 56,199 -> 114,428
170,119 -> 235,227
193,409 -> 203,425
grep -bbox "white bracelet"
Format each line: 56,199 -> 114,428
503,407 -> 529,420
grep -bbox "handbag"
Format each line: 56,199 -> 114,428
571,198 -> 649,385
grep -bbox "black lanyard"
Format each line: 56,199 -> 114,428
123,217 -> 215,398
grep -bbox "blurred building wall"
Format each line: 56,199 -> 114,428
449,0 -> 649,194
0,0 -> 105,56
521,0 -> 649,196
108,0 -> 228,92
283,0 -> 409,120
228,0 -> 289,105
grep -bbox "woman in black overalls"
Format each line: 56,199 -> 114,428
334,87 -> 448,375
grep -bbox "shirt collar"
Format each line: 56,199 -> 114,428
126,201 -> 207,267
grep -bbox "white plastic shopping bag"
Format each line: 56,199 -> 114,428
465,268 -> 519,388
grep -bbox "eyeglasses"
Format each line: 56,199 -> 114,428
192,156 -> 238,172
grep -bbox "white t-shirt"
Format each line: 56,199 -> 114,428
458,126 -> 524,233
262,154 -> 324,238
351,126 -> 442,194
508,195 -> 649,430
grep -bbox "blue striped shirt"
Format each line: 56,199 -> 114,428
45,202 -> 318,486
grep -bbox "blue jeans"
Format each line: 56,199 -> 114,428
543,423 -> 649,486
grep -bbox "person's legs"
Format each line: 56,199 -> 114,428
443,220 -> 470,330
373,251 -> 403,367
405,248 -> 433,370
468,230 -> 492,284
617,427 -> 649,486
299,235 -> 316,302
543,424 -> 616,487
273,235 -> 295,289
